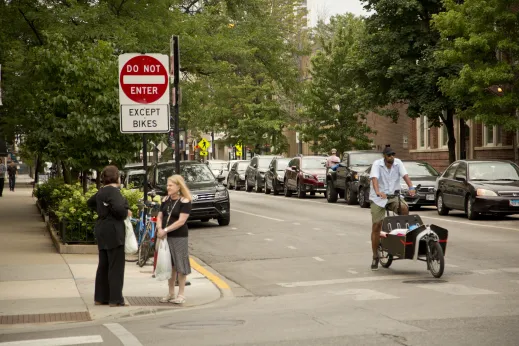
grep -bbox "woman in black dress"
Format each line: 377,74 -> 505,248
157,174 -> 192,304
87,165 -> 131,307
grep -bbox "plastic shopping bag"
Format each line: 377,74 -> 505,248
155,239 -> 173,281
124,217 -> 138,254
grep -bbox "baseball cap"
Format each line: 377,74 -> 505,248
331,148 -> 337,153
382,146 -> 396,156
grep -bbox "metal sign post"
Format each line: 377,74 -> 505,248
171,36 -> 181,174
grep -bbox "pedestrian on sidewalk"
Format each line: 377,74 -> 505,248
0,159 -> 6,197
157,174 -> 192,304
87,165 -> 132,307
7,162 -> 17,192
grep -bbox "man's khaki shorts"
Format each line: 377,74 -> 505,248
370,197 -> 408,224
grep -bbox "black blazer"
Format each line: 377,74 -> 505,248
87,186 -> 129,250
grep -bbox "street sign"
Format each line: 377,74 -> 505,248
198,138 -> 210,153
235,143 -> 242,157
119,54 -> 170,133
199,151 -> 208,156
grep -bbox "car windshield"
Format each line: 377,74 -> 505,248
405,162 -> 439,177
157,164 -> 215,186
237,162 -> 249,171
276,159 -> 291,171
258,158 -> 273,169
468,162 -> 519,181
208,162 -> 227,170
302,158 -> 326,169
350,153 -> 382,166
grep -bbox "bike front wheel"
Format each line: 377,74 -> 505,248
427,241 -> 445,278
137,225 -> 152,267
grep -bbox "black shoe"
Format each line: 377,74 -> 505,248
371,258 -> 379,271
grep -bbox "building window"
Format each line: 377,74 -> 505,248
483,125 -> 503,147
417,115 -> 431,149
438,117 -> 448,149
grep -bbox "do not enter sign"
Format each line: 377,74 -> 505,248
119,53 -> 170,133
120,55 -> 168,104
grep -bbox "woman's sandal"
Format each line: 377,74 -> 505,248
171,295 -> 186,304
160,294 -> 175,303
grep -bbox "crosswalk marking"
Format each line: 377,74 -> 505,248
313,257 -> 325,262
0,336 -> 103,346
331,288 -> 398,301
104,323 -> 143,346
416,284 -> 498,296
264,238 -> 273,242
287,246 -> 297,250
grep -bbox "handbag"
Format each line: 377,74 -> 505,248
124,217 -> 138,254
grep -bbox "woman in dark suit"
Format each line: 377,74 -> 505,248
87,165 -> 131,307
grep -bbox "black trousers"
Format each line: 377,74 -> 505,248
95,245 -> 125,304
0,178 -> 4,196
8,176 -> 15,191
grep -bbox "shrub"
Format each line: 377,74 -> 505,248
34,178 -> 65,211
120,187 -> 145,218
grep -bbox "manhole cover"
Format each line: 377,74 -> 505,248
163,320 -> 245,330
0,311 -> 90,325
402,279 -> 448,284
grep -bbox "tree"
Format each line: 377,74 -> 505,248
359,0 -> 460,163
298,14 -> 374,154
433,0 -> 519,163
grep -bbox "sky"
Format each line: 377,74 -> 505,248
307,0 -> 370,26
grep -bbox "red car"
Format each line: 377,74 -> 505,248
283,156 -> 327,198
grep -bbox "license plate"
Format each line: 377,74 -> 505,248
426,194 -> 435,201
510,200 -> 519,207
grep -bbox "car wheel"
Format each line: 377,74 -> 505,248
246,178 -> 253,192
264,180 -> 271,194
217,214 -> 230,226
273,179 -> 280,195
436,192 -> 449,215
359,187 -> 370,208
297,180 -> 306,198
465,195 -> 479,220
255,179 -> 262,193
234,178 -> 240,191
326,181 -> 338,203
284,180 -> 292,197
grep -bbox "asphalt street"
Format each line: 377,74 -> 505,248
1,190 -> 519,346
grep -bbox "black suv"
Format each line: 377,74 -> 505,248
326,150 -> 381,204
147,161 -> 230,226
245,155 -> 279,193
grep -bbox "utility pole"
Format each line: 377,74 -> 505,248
171,36 -> 181,174
211,131 -> 215,160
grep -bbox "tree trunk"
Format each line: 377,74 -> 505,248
96,169 -> 101,189
514,130 -> 518,165
61,161 -> 71,184
445,108 -> 457,163
34,154 -> 41,185
82,170 -> 89,194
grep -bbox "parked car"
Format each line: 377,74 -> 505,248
206,160 -> 228,177
123,169 -> 147,190
148,160 -> 230,226
227,160 -> 250,190
435,160 -> 519,219
121,163 -> 144,185
284,156 -> 327,198
245,155 -> 279,193
357,160 -> 440,208
264,157 -> 291,195
327,151 -> 382,204
221,160 -> 239,186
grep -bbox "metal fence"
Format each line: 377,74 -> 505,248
58,218 -> 96,244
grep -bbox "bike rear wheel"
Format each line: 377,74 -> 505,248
137,224 -> 152,267
427,241 -> 445,278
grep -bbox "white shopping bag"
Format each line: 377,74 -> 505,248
155,239 -> 173,281
124,217 -> 138,254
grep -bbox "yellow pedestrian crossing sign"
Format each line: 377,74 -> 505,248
235,144 -> 242,157
198,138 -> 210,155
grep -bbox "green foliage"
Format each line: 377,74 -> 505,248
299,14 -> 374,153
120,187 -> 145,218
34,178 -> 65,211
55,185 -> 98,243
433,0 -> 519,131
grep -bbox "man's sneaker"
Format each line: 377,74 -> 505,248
371,258 -> 379,271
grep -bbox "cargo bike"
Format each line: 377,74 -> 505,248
378,189 -> 448,278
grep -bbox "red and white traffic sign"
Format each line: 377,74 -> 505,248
118,53 -> 170,133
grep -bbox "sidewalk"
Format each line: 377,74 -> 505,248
0,189 -> 222,327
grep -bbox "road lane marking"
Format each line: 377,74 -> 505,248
287,246 -> 297,250
348,270 -> 358,275
336,233 -> 345,236
293,222 -> 301,225
313,228 -> 321,231
331,289 -> 398,301
472,269 -> 501,275
189,257 -> 230,290
420,215 -> 519,232
264,238 -> 273,241
104,323 -> 143,346
230,190 -> 358,208
445,264 -> 459,268
247,232 -> 254,235
502,268 -> 519,273
231,227 -> 238,230
313,257 -> 325,262
278,275 -> 414,288
0,336 -> 103,346
416,284 -> 498,296
231,209 -> 284,221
